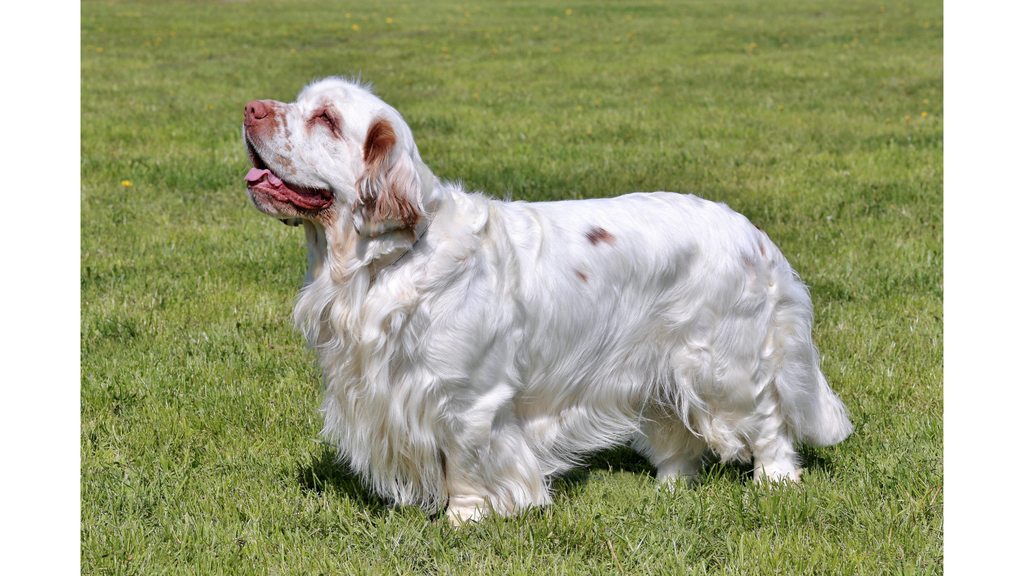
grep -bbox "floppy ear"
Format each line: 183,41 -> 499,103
352,118 -> 424,237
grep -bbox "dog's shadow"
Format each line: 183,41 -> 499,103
296,446 -> 390,517
553,445 -> 842,496
298,444 -> 842,515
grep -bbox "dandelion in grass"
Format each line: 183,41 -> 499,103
576,105 -> 582,111
290,49 -> 296,54
485,33 -> 490,38
97,47 -> 104,52
473,93 -> 479,99
121,180 -> 132,187
387,18 -> 393,23
566,9 -> 572,15
905,115 -> 911,121
207,105 -> 214,110
352,24 -> 359,31
921,111 -> 927,117
626,15 -> 632,20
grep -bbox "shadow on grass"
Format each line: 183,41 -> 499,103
296,445 -> 390,517
553,444 -> 843,496
298,443 -> 844,515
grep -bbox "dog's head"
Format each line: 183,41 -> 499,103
243,78 -> 429,236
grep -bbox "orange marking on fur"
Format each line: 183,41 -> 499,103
364,119 -> 397,164
585,227 -> 615,245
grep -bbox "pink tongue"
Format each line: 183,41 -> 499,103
244,167 -> 283,186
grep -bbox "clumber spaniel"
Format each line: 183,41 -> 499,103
242,78 -> 853,524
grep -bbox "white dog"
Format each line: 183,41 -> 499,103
242,78 -> 853,524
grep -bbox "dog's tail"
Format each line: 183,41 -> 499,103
769,260 -> 854,447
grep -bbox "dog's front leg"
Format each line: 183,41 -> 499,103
442,385 -> 551,525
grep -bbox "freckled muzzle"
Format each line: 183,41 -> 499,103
242,100 -> 333,213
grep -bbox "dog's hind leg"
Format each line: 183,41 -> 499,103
750,385 -> 802,483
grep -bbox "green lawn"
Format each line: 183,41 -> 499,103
81,0 -> 942,573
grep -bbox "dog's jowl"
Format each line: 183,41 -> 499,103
242,78 -> 853,524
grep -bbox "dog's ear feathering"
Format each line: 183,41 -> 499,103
352,117 -> 424,237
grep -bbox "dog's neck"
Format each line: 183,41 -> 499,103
304,160 -> 441,285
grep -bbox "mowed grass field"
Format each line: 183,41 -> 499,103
81,0 -> 942,573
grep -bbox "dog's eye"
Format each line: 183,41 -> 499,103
313,110 -> 333,128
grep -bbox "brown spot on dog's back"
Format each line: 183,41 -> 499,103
759,242 -> 766,257
585,227 -> 615,245
574,269 -> 588,282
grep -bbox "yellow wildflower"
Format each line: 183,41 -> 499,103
121,180 -> 132,187
352,24 -> 359,31
921,111 -> 927,117
566,9 -> 571,15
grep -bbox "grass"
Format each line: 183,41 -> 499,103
81,0 -> 942,573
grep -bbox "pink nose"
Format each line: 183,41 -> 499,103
245,100 -> 268,123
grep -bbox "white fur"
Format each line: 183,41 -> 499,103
242,78 -> 853,523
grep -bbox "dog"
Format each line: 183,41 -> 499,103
242,77 -> 853,524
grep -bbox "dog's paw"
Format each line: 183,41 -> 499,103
752,463 -> 803,485
446,496 -> 489,526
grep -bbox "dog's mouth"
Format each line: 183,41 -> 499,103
244,137 -> 333,211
